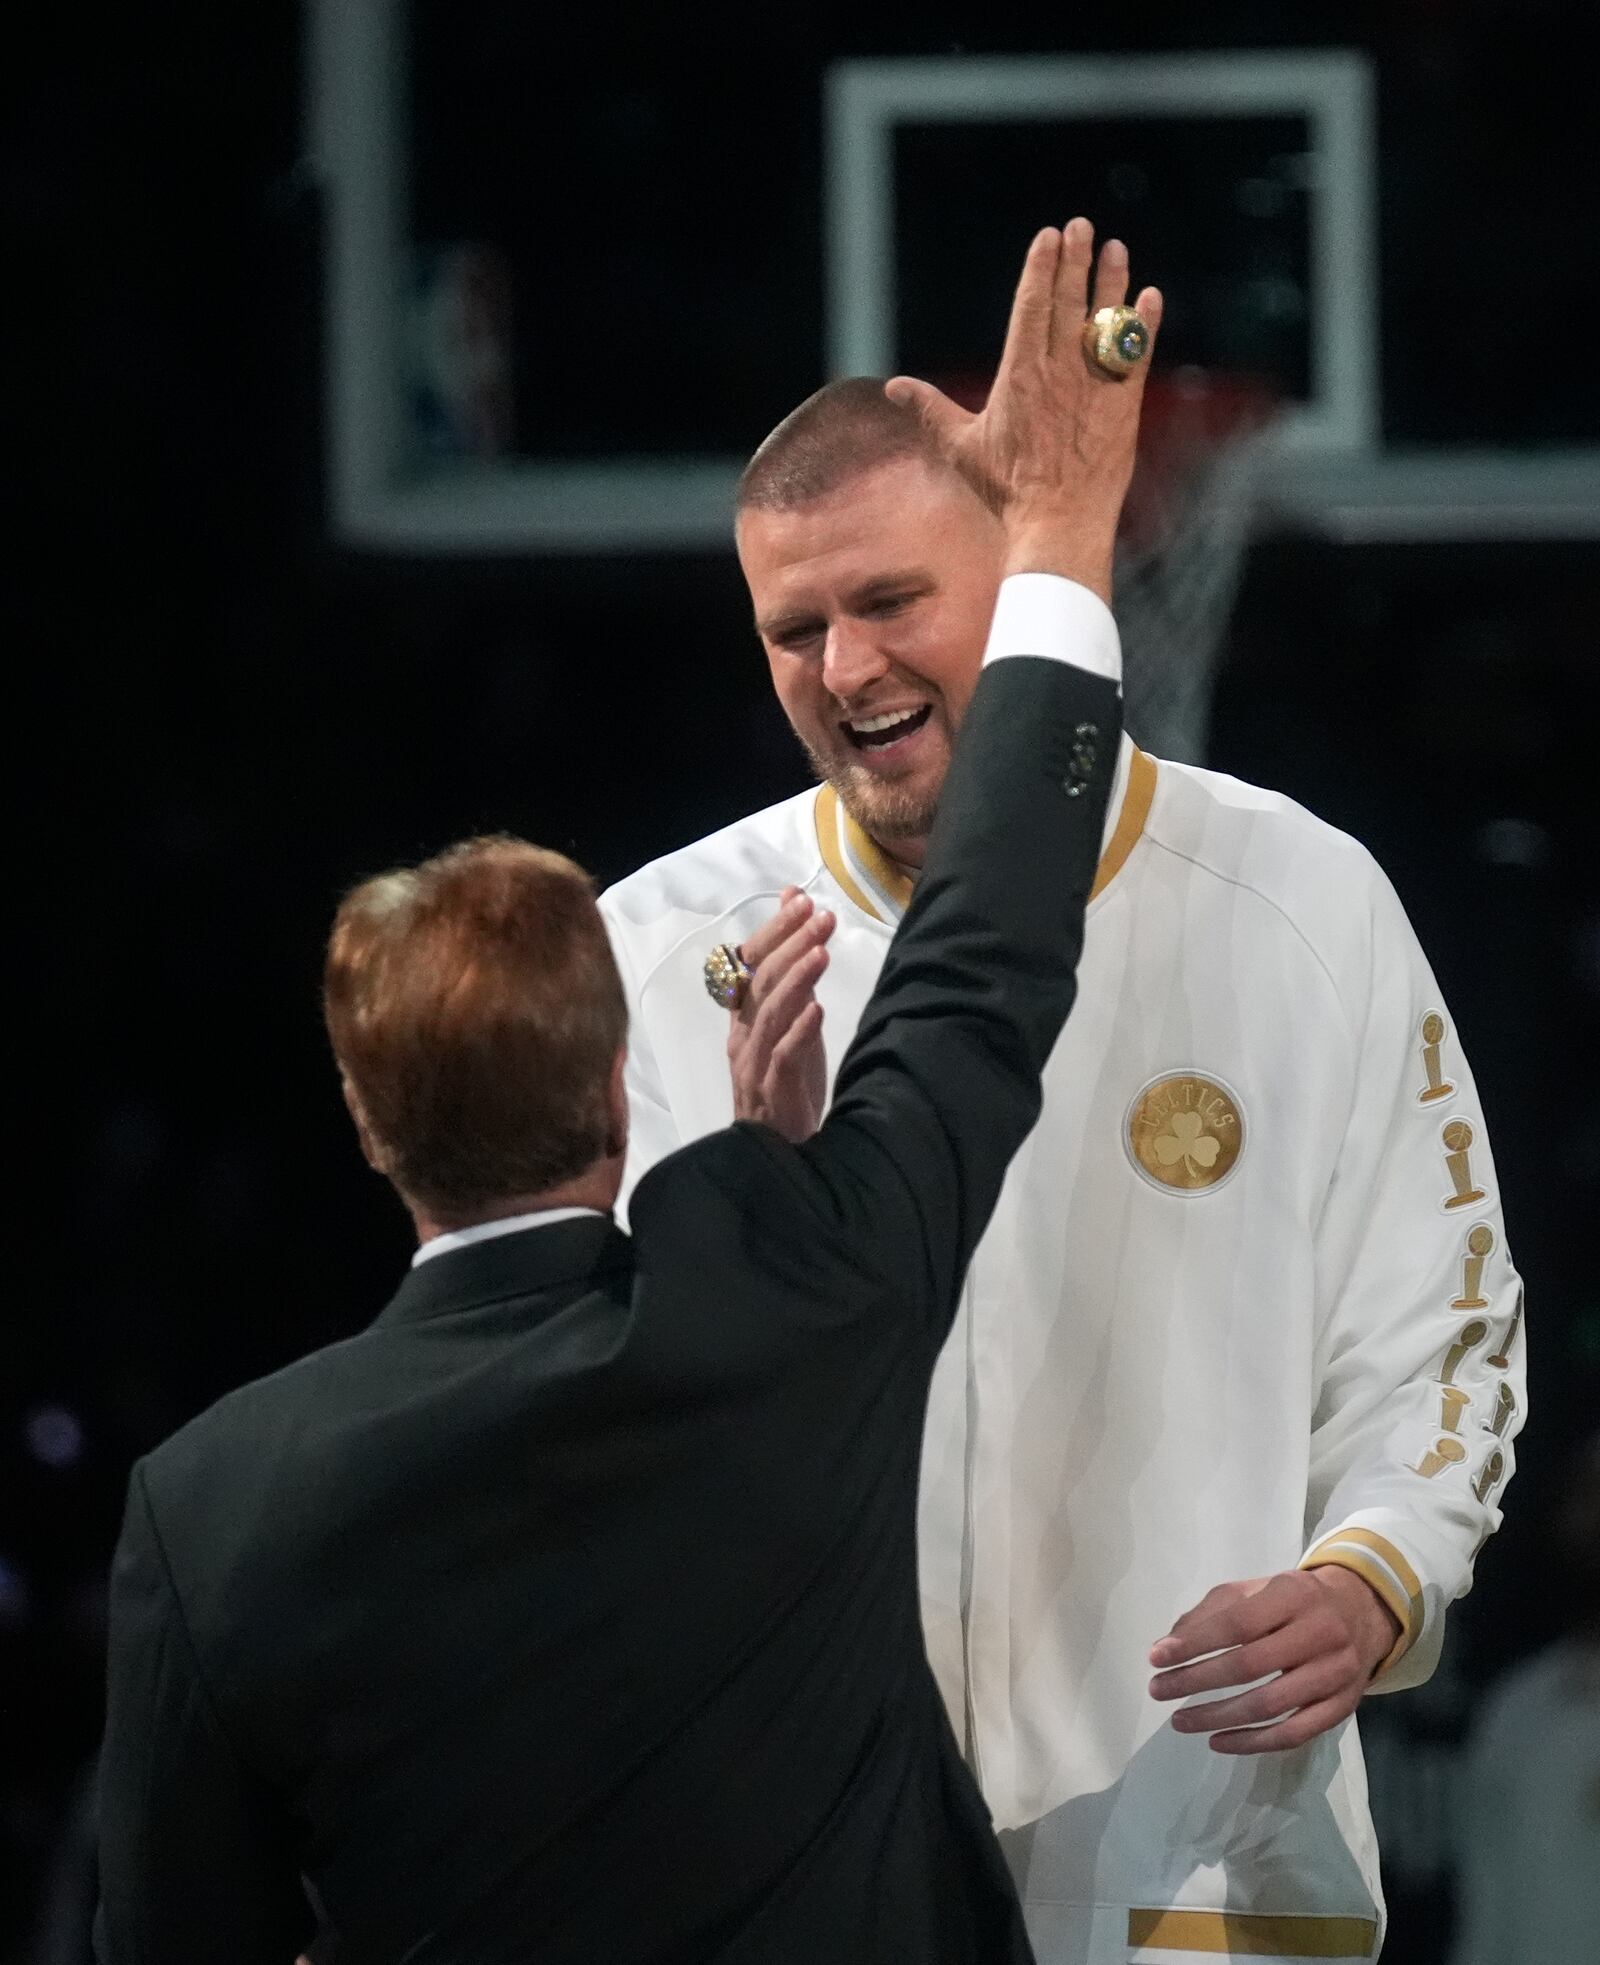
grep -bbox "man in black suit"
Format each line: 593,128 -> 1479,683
95,222 -> 1161,1963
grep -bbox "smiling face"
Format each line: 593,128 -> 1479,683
737,454 -> 1008,864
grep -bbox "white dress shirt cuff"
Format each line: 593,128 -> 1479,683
980,573 -> 1121,685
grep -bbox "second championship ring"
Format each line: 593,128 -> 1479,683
1082,305 -> 1150,378
703,942 -> 753,1011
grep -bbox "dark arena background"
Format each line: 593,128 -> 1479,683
9,4 -> 1597,1959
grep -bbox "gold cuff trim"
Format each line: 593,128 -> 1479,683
1300,1526 -> 1424,1676
1127,1908 -> 1377,1957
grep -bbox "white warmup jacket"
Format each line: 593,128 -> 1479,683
600,720 -> 1524,1965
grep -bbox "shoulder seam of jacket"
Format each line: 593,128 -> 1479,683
1139,832 -> 1360,1049
130,1461 -> 274,1784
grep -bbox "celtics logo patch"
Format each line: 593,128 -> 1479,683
1126,1072 -> 1246,1195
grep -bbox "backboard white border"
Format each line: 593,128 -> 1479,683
309,11 -> 1600,551
307,0 -> 743,552
826,50 -> 1378,457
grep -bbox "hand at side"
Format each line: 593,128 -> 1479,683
1147,1567 -> 1403,1754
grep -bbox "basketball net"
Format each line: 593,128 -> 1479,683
924,362 -> 1279,765
1113,368 -> 1280,764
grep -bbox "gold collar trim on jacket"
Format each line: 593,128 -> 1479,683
817,782 -> 916,922
1090,746 -> 1156,902
813,749 -> 1158,926
813,784 -> 883,921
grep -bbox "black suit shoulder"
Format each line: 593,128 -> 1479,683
138,1327 -> 382,1531
629,1119 -> 924,1350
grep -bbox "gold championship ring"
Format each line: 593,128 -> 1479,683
703,942 -> 753,1011
1082,305 -> 1150,378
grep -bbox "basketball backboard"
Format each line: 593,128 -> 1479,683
309,4 -> 1599,551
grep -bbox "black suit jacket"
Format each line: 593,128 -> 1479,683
96,653 -> 1121,1963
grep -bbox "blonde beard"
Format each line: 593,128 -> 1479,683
799,737 -> 940,851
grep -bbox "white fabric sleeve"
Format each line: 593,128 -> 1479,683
599,905 -> 685,1229
1298,860 -> 1525,1688
980,573 -> 1122,683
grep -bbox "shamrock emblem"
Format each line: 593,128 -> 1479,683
1153,1108 -> 1220,1176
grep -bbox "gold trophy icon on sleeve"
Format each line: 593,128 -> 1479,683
1416,1011 -> 1457,1104
1437,1319 -> 1489,1388
1488,1286 -> 1524,1370
1451,1224 -> 1494,1308
1441,1119 -> 1487,1210
1416,1318 -> 1490,1473
1411,1435 -> 1469,1480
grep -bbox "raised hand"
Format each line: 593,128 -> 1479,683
1147,1566 -> 1403,1755
726,887 -> 836,1142
885,218 -> 1163,600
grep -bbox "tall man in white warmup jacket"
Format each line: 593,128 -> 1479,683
598,226 -> 1524,1965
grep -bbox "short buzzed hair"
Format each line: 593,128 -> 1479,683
736,376 -> 945,514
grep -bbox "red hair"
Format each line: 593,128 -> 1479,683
323,837 -> 626,1220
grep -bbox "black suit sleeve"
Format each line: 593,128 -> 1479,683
770,655 -> 1120,1335
95,1463 -> 313,1964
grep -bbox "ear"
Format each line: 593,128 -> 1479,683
340,1075 -> 391,1176
603,1047 -> 629,1163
